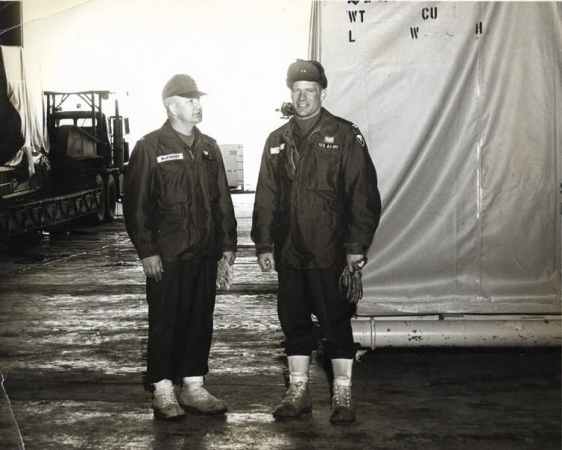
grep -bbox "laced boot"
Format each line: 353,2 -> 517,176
152,380 -> 185,421
330,382 -> 355,424
178,377 -> 227,415
273,381 -> 312,419
330,358 -> 355,424
273,355 -> 312,419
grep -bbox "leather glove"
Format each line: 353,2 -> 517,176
339,257 -> 367,305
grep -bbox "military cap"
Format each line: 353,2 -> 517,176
286,59 -> 328,89
162,74 -> 206,100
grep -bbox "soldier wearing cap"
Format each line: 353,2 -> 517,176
252,60 -> 381,424
123,74 -> 237,420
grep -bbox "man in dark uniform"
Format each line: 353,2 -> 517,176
124,74 -> 237,420
252,60 -> 381,424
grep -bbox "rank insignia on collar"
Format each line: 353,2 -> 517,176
324,136 -> 335,144
203,150 -> 209,156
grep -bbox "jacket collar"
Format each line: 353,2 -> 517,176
158,120 -> 202,150
283,108 -> 339,143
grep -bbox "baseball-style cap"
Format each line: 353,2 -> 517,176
286,59 -> 328,89
162,74 -> 206,100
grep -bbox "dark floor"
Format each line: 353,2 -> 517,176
0,194 -> 560,450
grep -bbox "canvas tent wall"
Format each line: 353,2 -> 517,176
311,2 -> 561,322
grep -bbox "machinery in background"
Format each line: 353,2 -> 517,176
0,89 -> 129,238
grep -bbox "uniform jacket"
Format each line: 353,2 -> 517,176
251,108 -> 381,269
123,121 -> 237,261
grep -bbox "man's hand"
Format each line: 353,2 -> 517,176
141,255 -> 164,282
346,254 -> 366,272
223,251 -> 236,266
257,252 -> 275,272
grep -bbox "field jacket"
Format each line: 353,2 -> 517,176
123,121 -> 236,261
251,108 -> 381,269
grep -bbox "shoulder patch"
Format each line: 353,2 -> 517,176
352,124 -> 366,148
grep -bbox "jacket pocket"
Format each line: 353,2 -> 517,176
305,148 -> 340,192
203,152 -> 219,201
156,161 -> 189,206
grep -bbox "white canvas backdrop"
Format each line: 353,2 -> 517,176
316,1 -> 561,315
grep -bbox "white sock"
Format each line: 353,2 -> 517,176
182,376 -> 204,391
331,358 -> 353,386
288,355 -> 310,384
153,378 -> 173,392
333,376 -> 352,387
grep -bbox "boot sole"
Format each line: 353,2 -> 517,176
330,418 -> 356,425
273,406 -> 312,420
329,414 -> 356,425
180,404 -> 228,416
153,410 -> 186,421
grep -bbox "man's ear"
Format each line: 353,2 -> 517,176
167,100 -> 178,118
321,89 -> 327,102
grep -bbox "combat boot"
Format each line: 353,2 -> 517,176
330,358 -> 355,424
152,380 -> 185,421
178,377 -> 227,415
273,355 -> 312,419
272,381 -> 312,419
330,382 -> 355,424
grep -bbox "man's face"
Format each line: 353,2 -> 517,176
291,81 -> 324,119
171,96 -> 203,125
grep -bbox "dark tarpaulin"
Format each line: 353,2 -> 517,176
0,1 -> 23,47
0,47 -> 24,165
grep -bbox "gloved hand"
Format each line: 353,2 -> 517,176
339,257 -> 367,305
216,255 -> 234,290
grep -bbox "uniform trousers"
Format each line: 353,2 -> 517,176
277,267 -> 355,359
146,256 -> 217,383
